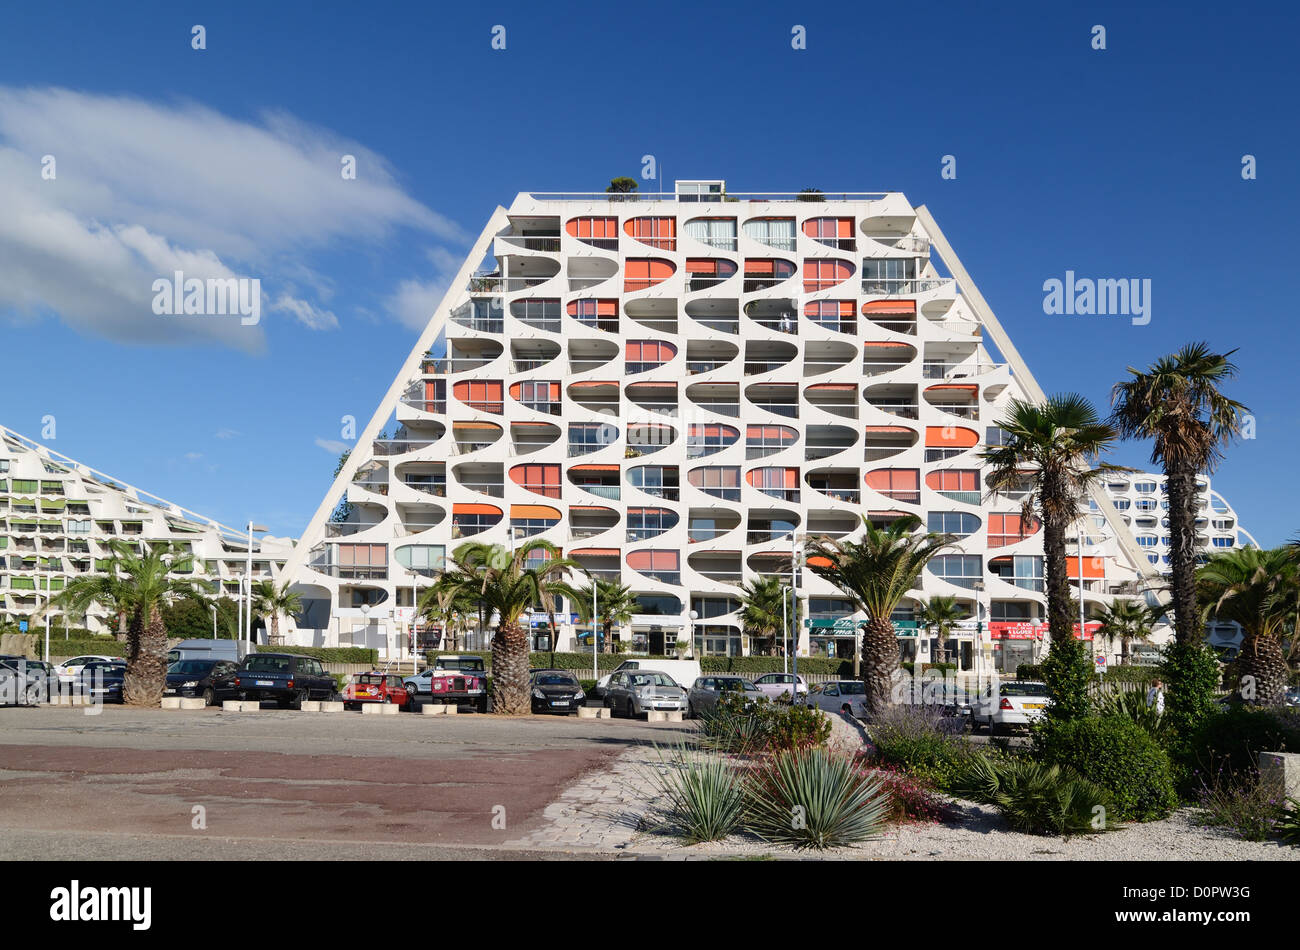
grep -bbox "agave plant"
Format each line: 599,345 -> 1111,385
646,745 -> 749,844
744,747 -> 890,849
1098,686 -> 1168,739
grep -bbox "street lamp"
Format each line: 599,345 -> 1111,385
360,602 -> 371,653
972,580 -> 986,680
210,604 -> 218,638
245,523 -> 268,648
688,609 -> 698,659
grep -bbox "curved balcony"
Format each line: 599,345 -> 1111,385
450,421 -> 503,456
569,505 -> 620,542
804,340 -> 858,378
688,550 -> 743,586
746,382 -> 799,419
509,298 -> 562,334
803,383 -> 858,421
684,298 -> 739,335
806,468 -> 861,505
510,340 -> 561,374
686,381 -> 740,418
863,342 -> 917,376
685,339 -> 739,377
567,339 -> 620,375
626,380 -> 678,417
744,339 -> 798,377
625,423 -> 678,459
509,421 -> 561,456
624,298 -> 678,335
805,424 -> 857,461
864,425 -> 919,463
686,423 -> 740,459
745,424 -> 798,460
687,508 -> 742,544
568,257 -> 619,292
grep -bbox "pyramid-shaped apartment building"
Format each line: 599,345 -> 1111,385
279,182 -> 1166,673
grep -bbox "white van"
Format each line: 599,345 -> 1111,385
595,658 -> 702,694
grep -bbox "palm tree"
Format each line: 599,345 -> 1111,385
251,580 -> 303,646
983,394 -> 1122,721
916,596 -> 968,667
1094,598 -> 1155,665
738,576 -> 790,656
1196,548 -> 1297,706
572,578 -> 638,654
434,540 -> 583,715
417,575 -> 479,654
47,540 -> 209,705
1111,344 -> 1248,647
806,515 -> 953,714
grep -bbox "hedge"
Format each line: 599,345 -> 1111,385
1018,662 -> 1158,685
263,645 -> 379,664
39,638 -> 126,660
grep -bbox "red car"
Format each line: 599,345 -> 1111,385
343,672 -> 415,711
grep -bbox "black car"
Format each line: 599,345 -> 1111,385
530,669 -> 586,714
77,660 -> 127,703
165,659 -> 239,706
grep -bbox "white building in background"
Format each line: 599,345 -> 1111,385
0,425 -> 292,638
1096,472 -> 1257,657
279,181 -> 1177,672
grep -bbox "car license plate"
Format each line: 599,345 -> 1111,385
164,688 -> 176,694
256,680 -> 274,686
1023,702 -> 1044,709
550,701 -> 569,707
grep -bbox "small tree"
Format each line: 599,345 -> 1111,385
916,596 -> 968,666
606,177 -> 639,196
573,578 -> 637,653
251,580 -> 304,645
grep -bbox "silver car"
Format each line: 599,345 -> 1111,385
807,680 -> 869,719
603,670 -> 688,718
686,675 -> 764,718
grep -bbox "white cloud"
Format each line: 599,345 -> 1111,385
0,87 -> 466,349
271,293 -> 339,331
384,246 -> 465,330
215,428 -> 240,439
314,438 -> 350,454
184,452 -> 203,461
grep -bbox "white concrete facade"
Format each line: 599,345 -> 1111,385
0,425 -> 290,636
280,184 -> 1169,669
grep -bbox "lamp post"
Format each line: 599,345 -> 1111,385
245,523 -> 268,649
409,568 -> 420,674
972,580 -> 986,681
360,602 -> 371,654
211,604 -> 218,639
591,581 -> 598,689
688,609 -> 698,659
790,538 -> 800,702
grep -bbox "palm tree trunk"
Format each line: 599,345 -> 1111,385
123,605 -> 167,706
1164,461 -> 1201,646
491,619 -> 531,715
861,616 -> 900,714
1041,504 -> 1072,645
1237,633 -> 1288,707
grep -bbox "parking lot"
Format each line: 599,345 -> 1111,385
0,703 -> 693,860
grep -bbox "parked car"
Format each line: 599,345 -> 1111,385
165,659 -> 240,706
76,660 -> 127,703
166,638 -> 253,666
342,672 -> 415,711
0,655 -> 55,697
686,676 -> 764,718
807,680 -> 870,719
603,670 -> 688,718
895,680 -> 975,722
0,658 -> 47,706
753,672 -> 809,702
971,681 -> 1049,733
231,653 -> 338,708
416,665 -> 489,713
595,659 -> 701,696
405,654 -> 487,696
530,669 -> 586,714
54,654 -> 117,685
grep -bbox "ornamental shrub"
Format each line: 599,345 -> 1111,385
1035,715 -> 1178,822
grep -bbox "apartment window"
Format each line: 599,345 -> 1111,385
1135,499 -> 1158,511
1111,498 -> 1131,510
1134,481 -> 1157,493
865,468 -> 920,504
395,544 -> 446,574
66,519 -> 92,535
1013,556 -> 1044,591
1136,535 -> 1159,547
677,182 -> 723,202
688,466 -> 740,501
626,340 -> 676,373
628,465 -> 679,499
743,258 -> 796,291
928,554 -> 982,589
337,543 -> 388,579
683,217 -> 737,250
803,258 -> 854,292
988,513 -> 1036,547
516,381 -> 560,414
861,258 -> 916,292
743,218 -> 796,251
684,258 -> 737,290
686,424 -> 738,459
746,424 -> 797,459
805,300 -> 856,332
626,549 -> 680,584
566,216 -> 618,248
510,463 -> 562,498
803,217 -> 855,250
511,298 -> 561,329
624,217 -> 677,251
0,460 -> 8,473
568,298 -> 618,331
568,423 -> 615,456
1212,537 -> 1235,548
450,505 -> 502,537
691,596 -> 741,618
11,479 -> 37,493
985,426 -> 1012,447
748,466 -> 799,502
928,511 -> 980,538
627,507 -> 675,541
624,258 -> 674,292
511,516 -> 560,539
453,380 -> 504,413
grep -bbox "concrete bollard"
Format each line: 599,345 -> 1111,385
361,703 -> 384,715
319,701 -> 344,713
161,697 -> 183,709
422,704 -> 446,715
578,706 -> 611,719
300,700 -> 322,713
645,710 -> 668,722
664,711 -> 684,723
380,703 -> 400,715
444,704 -> 460,715
222,700 -> 243,712
1259,752 -> 1300,806
179,698 -> 207,710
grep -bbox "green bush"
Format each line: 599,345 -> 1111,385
1188,705 -> 1300,779
1104,665 -> 1161,685
1040,635 -> 1093,723
901,662 -> 957,675
698,692 -> 831,755
41,638 -> 126,660
954,755 -> 1113,835
1097,686 -> 1168,740
1160,641 -> 1223,748
868,703 -> 973,792
701,656 -> 848,676
1016,663 -> 1043,681
1035,716 -> 1178,822
744,747 -> 890,849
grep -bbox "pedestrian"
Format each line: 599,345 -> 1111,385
1146,678 -> 1165,715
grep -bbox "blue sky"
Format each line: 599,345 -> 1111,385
0,0 -> 1295,545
